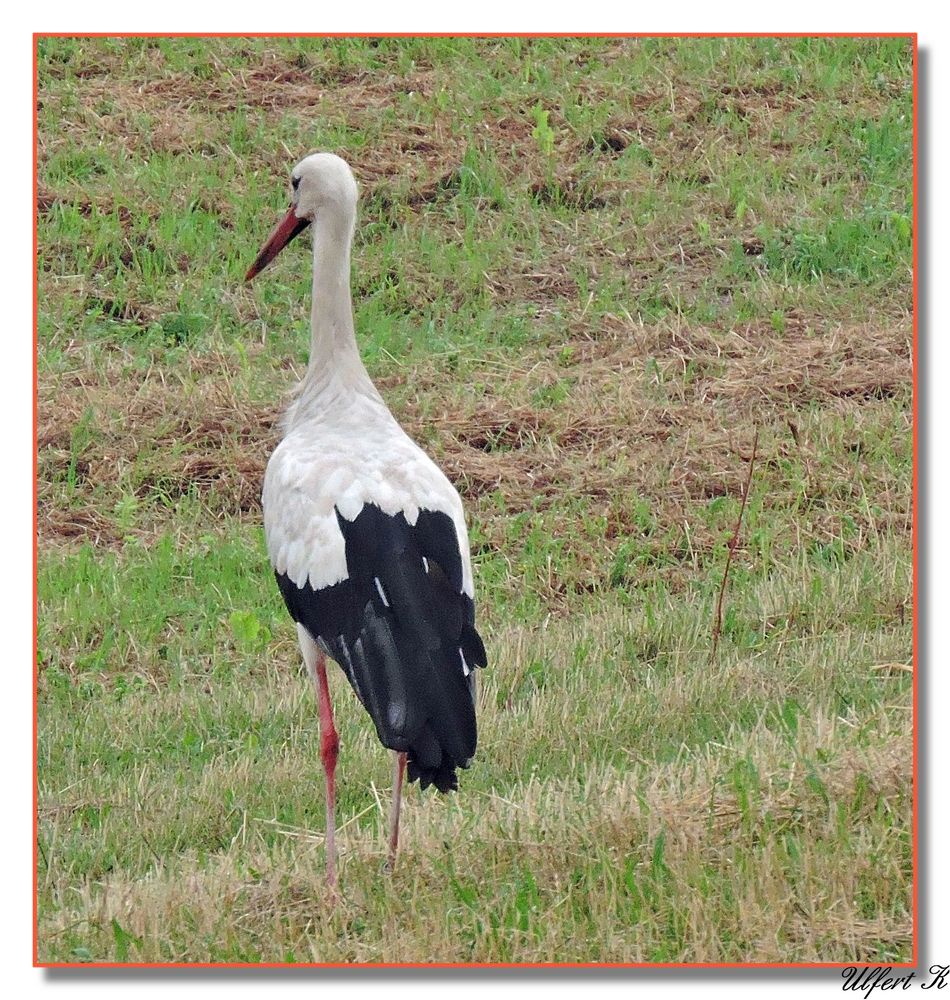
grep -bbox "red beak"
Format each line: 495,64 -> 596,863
245,206 -> 311,282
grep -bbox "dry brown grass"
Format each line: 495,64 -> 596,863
39,606 -> 911,962
39,314 -> 911,572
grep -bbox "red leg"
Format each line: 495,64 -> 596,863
314,652 -> 339,889
386,751 -> 408,872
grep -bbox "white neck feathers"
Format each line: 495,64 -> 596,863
305,206 -> 375,392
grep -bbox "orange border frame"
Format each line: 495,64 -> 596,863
32,30 -> 919,970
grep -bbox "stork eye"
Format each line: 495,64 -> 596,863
291,175 -> 301,192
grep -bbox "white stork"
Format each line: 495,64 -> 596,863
245,152 -> 487,888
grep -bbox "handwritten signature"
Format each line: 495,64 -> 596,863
842,966 -> 949,997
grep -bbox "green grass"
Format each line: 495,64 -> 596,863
37,35 -> 913,964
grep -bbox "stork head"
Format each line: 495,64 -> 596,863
245,152 -> 358,282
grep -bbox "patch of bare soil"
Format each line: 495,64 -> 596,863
50,60 -> 437,121
422,316 -> 906,594
37,358 -> 283,548
38,188 -> 133,225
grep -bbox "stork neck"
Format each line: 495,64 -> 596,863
305,211 -> 371,393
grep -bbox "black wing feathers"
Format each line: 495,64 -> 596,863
276,503 -> 486,793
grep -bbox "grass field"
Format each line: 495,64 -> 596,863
36,36 -> 914,964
